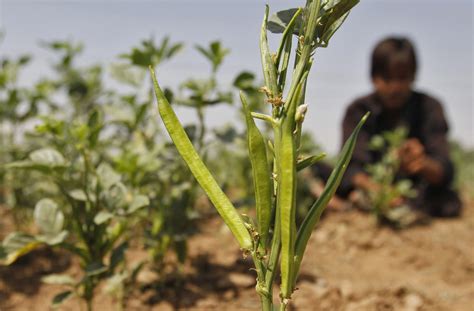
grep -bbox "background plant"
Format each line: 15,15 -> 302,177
365,127 -> 418,226
2,110 -> 150,310
0,32 -> 298,309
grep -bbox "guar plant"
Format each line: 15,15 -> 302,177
365,127 -> 417,227
151,1 -> 366,309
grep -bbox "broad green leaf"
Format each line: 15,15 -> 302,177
150,67 -> 253,251
103,182 -> 128,210
128,194 -> 149,214
94,211 -> 114,225
97,163 -> 121,190
52,290 -> 74,307
267,1 -> 359,48
68,189 -> 87,201
233,71 -> 256,91
34,199 -> 64,235
293,112 -> 369,287
1,232 -> 41,265
37,230 -> 68,246
240,92 -> 272,246
30,148 -> 66,167
6,148 -> 67,172
42,274 -> 75,286
267,8 -> 303,35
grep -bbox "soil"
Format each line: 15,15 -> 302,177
0,196 -> 473,311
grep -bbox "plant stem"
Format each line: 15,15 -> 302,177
254,256 -> 272,311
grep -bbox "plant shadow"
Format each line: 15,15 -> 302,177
141,253 -> 256,309
0,247 -> 71,305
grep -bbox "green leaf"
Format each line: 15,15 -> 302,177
317,0 -> 359,47
293,112 -> 369,287
267,8 -> 303,35
68,189 -> 88,201
110,242 -> 127,270
34,199 -> 64,236
233,71 -> 256,91
94,211 -> 114,225
30,148 -> 66,167
267,1 -> 359,48
6,148 -> 67,172
150,67 -> 253,251
37,230 -> 68,246
42,274 -> 75,286
97,163 -> 121,190
296,153 -> 326,171
102,182 -> 128,209
1,232 -> 41,265
109,63 -> 146,87
85,262 -> 108,276
52,290 -> 74,307
128,194 -> 149,214
240,92 -> 272,246
195,41 -> 230,73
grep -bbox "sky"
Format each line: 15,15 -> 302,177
0,0 -> 472,154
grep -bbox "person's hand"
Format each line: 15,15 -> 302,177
398,138 -> 427,175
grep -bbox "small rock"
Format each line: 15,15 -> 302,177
403,293 -> 423,311
229,272 -> 255,288
340,280 -> 353,298
315,230 -> 330,243
223,289 -> 234,300
136,269 -> 157,284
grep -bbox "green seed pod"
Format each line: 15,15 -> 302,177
150,67 -> 253,252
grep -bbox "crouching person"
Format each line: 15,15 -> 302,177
338,36 -> 462,226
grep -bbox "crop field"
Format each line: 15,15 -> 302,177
0,1 -> 473,310
1,197 -> 473,310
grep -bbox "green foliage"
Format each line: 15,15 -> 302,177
195,41 -> 230,73
3,113 -> 149,309
365,127 -> 417,222
450,140 -> 474,198
120,36 -> 184,68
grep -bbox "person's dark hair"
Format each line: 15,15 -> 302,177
370,37 -> 417,80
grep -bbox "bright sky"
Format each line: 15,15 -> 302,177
0,0 -> 472,153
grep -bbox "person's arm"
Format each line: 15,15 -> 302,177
352,171 -> 379,192
399,138 -> 445,185
399,97 -> 453,187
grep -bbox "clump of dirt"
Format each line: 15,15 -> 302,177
0,198 -> 472,310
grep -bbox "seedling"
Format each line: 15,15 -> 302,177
365,127 -> 418,227
151,1 -> 366,309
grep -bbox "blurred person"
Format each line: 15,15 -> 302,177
338,36 -> 462,221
